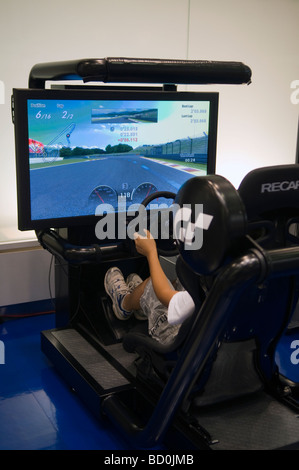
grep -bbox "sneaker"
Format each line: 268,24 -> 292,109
126,273 -> 148,321
104,267 -> 132,320
126,273 -> 143,292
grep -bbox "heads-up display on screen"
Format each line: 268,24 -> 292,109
13,88 -> 218,231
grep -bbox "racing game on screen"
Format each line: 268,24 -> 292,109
28,98 -> 212,221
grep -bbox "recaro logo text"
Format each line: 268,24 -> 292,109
261,180 -> 299,193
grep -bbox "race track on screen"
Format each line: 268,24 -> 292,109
30,154 -> 202,220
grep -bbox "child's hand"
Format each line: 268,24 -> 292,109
134,230 -> 157,258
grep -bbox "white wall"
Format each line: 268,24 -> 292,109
0,243 -> 54,306
187,0 -> 299,186
0,0 -> 189,243
0,0 -> 298,306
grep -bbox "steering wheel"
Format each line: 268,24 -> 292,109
140,191 -> 178,257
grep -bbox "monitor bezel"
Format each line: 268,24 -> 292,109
12,87 -> 218,231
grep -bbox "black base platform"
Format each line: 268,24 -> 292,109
41,326 -> 299,450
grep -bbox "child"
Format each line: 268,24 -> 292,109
104,230 -> 195,344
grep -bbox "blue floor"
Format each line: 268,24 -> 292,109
0,313 -> 133,450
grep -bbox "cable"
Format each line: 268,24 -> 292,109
1,310 -> 55,319
48,254 -> 56,310
1,254 -> 57,321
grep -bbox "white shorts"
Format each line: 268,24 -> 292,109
139,278 -> 182,345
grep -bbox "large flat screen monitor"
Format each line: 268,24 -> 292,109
12,88 -> 218,231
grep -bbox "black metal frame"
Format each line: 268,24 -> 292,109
18,58 -> 299,449
28,57 -> 252,89
100,245 -> 299,448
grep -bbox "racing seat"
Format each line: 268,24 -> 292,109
238,164 -> 299,396
122,164 -> 299,409
238,164 -> 299,249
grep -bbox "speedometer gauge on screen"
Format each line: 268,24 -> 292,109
12,88 -> 218,230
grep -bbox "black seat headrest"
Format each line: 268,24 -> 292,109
174,175 -> 247,275
238,164 -> 299,219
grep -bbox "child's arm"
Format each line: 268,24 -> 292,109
134,230 -> 177,307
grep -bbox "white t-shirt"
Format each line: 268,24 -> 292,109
168,290 -> 195,325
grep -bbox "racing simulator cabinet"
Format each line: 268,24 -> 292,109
12,58 -> 299,450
